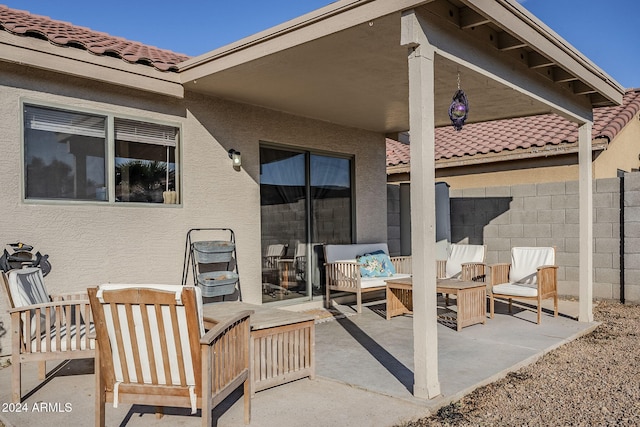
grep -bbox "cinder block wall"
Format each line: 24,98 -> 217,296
388,175 -> 640,302
624,173 -> 640,302
450,179 -> 623,300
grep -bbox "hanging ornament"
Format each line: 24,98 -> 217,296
449,72 -> 469,131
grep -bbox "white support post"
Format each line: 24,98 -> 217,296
403,10 -> 440,399
578,121 -> 593,322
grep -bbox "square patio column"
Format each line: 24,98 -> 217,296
579,121 -> 593,322
403,10 -> 440,399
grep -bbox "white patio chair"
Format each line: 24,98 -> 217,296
489,247 -> 558,324
436,243 -> 486,281
88,284 -> 252,426
2,267 -> 94,403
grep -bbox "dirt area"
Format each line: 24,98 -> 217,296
403,301 -> 640,426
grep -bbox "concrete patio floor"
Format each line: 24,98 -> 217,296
0,298 -> 597,427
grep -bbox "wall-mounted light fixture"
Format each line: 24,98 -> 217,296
228,149 -> 242,168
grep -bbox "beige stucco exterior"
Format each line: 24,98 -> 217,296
0,62 -> 387,354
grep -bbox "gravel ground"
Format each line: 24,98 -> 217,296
403,301 -> 640,426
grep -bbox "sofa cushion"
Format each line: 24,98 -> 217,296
361,273 -> 411,289
357,253 -> 396,278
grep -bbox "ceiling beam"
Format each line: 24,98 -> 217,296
459,7 -> 490,29
528,51 -> 555,69
589,92 -> 613,107
497,31 -> 528,51
573,80 -> 597,95
553,67 -> 578,83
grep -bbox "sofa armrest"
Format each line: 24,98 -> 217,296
325,261 -> 361,290
390,256 -> 412,275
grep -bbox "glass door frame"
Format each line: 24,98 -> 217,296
260,141 -> 355,304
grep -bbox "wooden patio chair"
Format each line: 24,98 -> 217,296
2,267 -> 94,403
88,284 -> 252,426
489,247 -> 558,324
436,244 -> 486,305
262,244 -> 287,283
436,243 -> 486,281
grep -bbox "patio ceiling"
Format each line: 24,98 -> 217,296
179,0 -> 623,134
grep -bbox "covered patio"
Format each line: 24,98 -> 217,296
179,0 -> 623,400
0,0 -> 625,424
0,299 -> 596,426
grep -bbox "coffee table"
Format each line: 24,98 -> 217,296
202,301 -> 315,394
385,277 -> 487,331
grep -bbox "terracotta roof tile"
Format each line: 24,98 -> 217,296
388,89 -> 640,167
0,5 -> 190,71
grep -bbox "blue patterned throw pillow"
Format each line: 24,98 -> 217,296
358,253 -> 396,278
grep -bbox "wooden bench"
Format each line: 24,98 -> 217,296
202,302 -> 315,394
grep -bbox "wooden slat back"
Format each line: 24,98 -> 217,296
89,286 -> 201,391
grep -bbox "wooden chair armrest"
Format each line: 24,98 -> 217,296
537,265 -> 558,295
51,292 -> 90,302
8,298 -> 90,314
436,259 -> 446,279
201,310 -> 253,346
461,262 -> 486,282
489,263 -> 511,286
324,261 -> 361,280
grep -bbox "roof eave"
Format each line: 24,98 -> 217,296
0,31 -> 184,98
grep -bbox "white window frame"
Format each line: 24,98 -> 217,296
21,100 -> 182,205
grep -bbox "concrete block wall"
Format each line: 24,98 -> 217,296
449,178 -> 625,300
387,184 -> 401,255
451,179 -> 640,301
624,173 -> 640,302
387,175 -> 640,302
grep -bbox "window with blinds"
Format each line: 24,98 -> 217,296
23,104 -> 180,204
114,118 -> 178,203
24,105 -> 107,201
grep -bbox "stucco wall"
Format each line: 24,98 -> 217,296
0,64 -> 387,355
593,117 -> 640,178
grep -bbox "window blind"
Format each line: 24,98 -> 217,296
115,118 -> 178,147
24,105 -> 106,138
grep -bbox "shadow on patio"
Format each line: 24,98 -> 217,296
315,297 -> 596,404
0,298 -> 597,427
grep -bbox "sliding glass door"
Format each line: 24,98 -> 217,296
260,145 -> 352,303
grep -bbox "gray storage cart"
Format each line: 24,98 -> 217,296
181,228 -> 241,299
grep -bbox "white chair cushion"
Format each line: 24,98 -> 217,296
7,267 -> 49,306
445,244 -> 485,279
492,282 -> 538,298
361,273 -> 411,289
8,267 -> 55,336
509,247 -> 555,285
31,323 -> 96,352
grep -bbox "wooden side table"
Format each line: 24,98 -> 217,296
385,277 -> 486,331
203,301 -> 315,394
436,278 -> 486,331
385,277 -> 413,320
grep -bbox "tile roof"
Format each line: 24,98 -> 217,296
0,5 -> 190,72
387,89 -> 640,167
